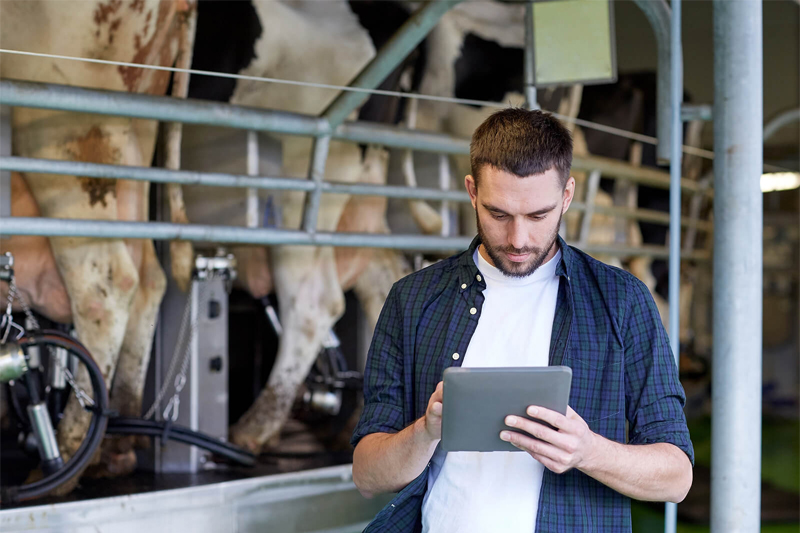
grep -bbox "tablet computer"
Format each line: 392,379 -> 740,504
441,366 -> 572,452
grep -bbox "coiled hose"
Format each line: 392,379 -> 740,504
1,330 -> 109,504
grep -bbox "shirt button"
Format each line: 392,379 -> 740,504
461,283 -> 467,289
452,353 -> 460,360
476,274 -> 482,282
469,307 -> 477,315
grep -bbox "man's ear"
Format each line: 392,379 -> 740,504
465,175 -> 478,209
562,176 -> 576,214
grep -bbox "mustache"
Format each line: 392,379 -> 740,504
494,245 -> 540,255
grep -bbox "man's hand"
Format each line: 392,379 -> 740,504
422,381 -> 444,442
499,405 -> 597,474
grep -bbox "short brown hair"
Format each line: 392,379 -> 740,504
470,108 -> 573,188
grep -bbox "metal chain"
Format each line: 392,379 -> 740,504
143,282 -> 200,421
3,270 -> 96,409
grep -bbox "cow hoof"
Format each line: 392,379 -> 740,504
229,431 -> 262,455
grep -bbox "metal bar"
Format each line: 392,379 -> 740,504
711,1 -> 763,531
0,106 -> 9,218
0,155 -> 714,230
0,156 -> 471,202
0,80 -> 711,194
334,120 -> 469,155
763,107 -> 800,141
322,0 -> 461,128
246,131 -> 259,228
571,202 -> 712,232
0,79 -> 330,136
301,135 -> 332,233
680,104 -> 713,122
632,0 -> 672,163
0,216 -> 711,260
578,170 -> 601,246
572,153 -> 712,196
524,3 -> 538,110
665,0 -> 683,529
439,153 -> 452,236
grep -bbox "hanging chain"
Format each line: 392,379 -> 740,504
143,282 -> 200,421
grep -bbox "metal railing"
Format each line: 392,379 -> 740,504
0,79 -> 711,258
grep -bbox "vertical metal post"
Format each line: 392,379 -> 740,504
439,154 -> 451,237
301,135 -> 331,233
578,170 -> 601,247
524,3 -> 538,110
632,0 -> 672,163
0,106 -> 11,219
246,131 -> 260,229
711,1 -> 763,531
665,0 -> 683,530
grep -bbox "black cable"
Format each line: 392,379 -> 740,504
106,417 -> 255,466
1,331 -> 109,503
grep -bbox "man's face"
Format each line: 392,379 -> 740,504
466,165 -> 575,278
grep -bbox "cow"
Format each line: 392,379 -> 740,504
0,0 -> 191,489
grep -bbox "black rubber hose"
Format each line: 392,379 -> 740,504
106,418 -> 255,466
1,331 -> 109,504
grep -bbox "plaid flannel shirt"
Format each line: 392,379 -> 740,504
352,235 -> 694,532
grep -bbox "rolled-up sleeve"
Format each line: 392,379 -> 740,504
351,283 -> 406,448
623,277 -> 695,465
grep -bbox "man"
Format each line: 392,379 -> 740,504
351,108 -> 694,532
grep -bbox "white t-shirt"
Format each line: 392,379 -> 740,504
421,247 -> 561,533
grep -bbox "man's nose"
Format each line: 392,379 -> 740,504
508,218 -> 527,250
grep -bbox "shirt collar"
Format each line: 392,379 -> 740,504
456,234 -> 573,289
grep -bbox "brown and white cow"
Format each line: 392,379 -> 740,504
1,0 -> 191,488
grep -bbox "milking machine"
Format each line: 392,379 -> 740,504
0,252 -> 255,504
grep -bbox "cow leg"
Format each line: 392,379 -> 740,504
230,246 -> 345,453
47,238 -> 139,494
353,249 -> 410,335
86,239 -> 167,477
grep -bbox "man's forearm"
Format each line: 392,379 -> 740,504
580,436 -> 693,503
353,418 -> 439,498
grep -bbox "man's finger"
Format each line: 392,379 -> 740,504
431,401 -> 442,416
525,405 -> 569,429
500,430 -> 568,464
505,415 -> 568,448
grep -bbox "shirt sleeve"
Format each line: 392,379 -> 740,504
623,276 -> 695,465
351,283 -> 407,448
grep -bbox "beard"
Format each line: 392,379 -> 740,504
475,209 -> 562,278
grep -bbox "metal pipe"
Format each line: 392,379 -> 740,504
0,216 -> 711,260
0,106 -> 10,218
523,3 -> 538,110
0,79 -> 330,136
0,156 -> 471,202
301,135 -> 331,233
763,107 -> 800,142
711,1 -> 763,531
665,0 -> 683,530
334,120 -> 470,154
1,155 -> 713,230
680,104 -> 712,122
246,131 -> 260,228
323,0 -> 461,128
0,80 -> 709,194
632,0 -> 672,163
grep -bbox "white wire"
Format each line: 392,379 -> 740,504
0,47 -> 788,170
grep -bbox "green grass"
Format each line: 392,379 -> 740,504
631,416 -> 799,532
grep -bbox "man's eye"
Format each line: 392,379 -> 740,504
491,213 -> 508,220
530,215 -> 546,221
